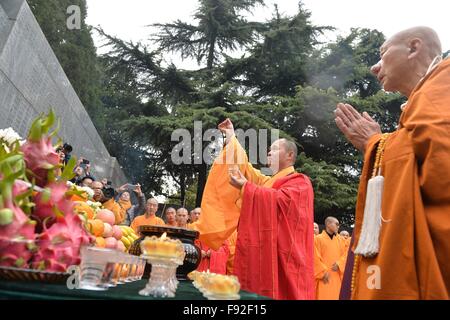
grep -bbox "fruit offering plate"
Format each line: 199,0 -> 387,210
0,266 -> 70,284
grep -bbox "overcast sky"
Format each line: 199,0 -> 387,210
86,0 -> 449,69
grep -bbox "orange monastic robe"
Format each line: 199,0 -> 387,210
314,231 -> 347,300
226,230 -> 238,275
130,214 -> 165,233
351,59 -> 450,299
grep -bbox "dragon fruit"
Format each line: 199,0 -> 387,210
21,137 -> 59,187
20,111 -> 59,187
33,182 -> 74,228
31,212 -> 93,272
0,179 -> 36,268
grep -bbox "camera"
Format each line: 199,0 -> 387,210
82,159 -> 90,165
102,187 -> 116,200
127,183 -> 137,191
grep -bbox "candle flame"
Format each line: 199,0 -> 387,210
161,232 -> 167,240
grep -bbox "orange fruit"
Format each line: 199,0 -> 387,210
95,237 -> 106,248
88,219 -> 105,237
73,201 -> 95,220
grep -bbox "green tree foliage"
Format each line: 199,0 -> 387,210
223,3 -> 331,98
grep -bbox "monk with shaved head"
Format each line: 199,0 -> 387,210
193,118 -> 315,300
335,27 -> 449,299
313,222 -> 320,236
130,198 -> 165,233
314,217 -> 348,300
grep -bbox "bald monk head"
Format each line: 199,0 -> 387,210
371,26 -> 442,97
145,198 -> 159,217
190,207 -> 201,223
165,207 -> 176,225
325,216 -> 340,235
340,230 -> 350,239
267,138 -> 298,174
313,222 -> 320,235
176,207 -> 189,228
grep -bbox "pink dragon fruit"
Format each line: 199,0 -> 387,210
33,182 -> 74,228
0,181 -> 36,268
21,137 -> 59,187
20,111 -> 60,187
32,212 -> 93,272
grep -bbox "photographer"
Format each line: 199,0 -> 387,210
70,166 -> 85,185
62,143 -> 73,165
117,184 -> 146,226
91,181 -> 123,225
55,146 -> 66,178
77,157 -> 94,179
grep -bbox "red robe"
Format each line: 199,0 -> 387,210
234,173 -> 315,300
196,240 -> 230,274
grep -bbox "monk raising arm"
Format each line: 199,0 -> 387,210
218,118 -> 269,186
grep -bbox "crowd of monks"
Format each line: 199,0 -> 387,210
126,26 -> 449,300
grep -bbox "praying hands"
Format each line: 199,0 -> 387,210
334,103 -> 382,152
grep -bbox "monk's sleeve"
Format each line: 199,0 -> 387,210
406,92 -> 450,204
314,237 -> 328,280
193,136 -> 268,250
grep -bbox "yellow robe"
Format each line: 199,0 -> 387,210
351,59 -> 450,299
192,136 -> 294,249
226,230 -> 238,275
130,214 -> 165,233
314,230 -> 347,300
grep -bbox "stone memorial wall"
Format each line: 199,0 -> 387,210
0,0 -> 127,186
